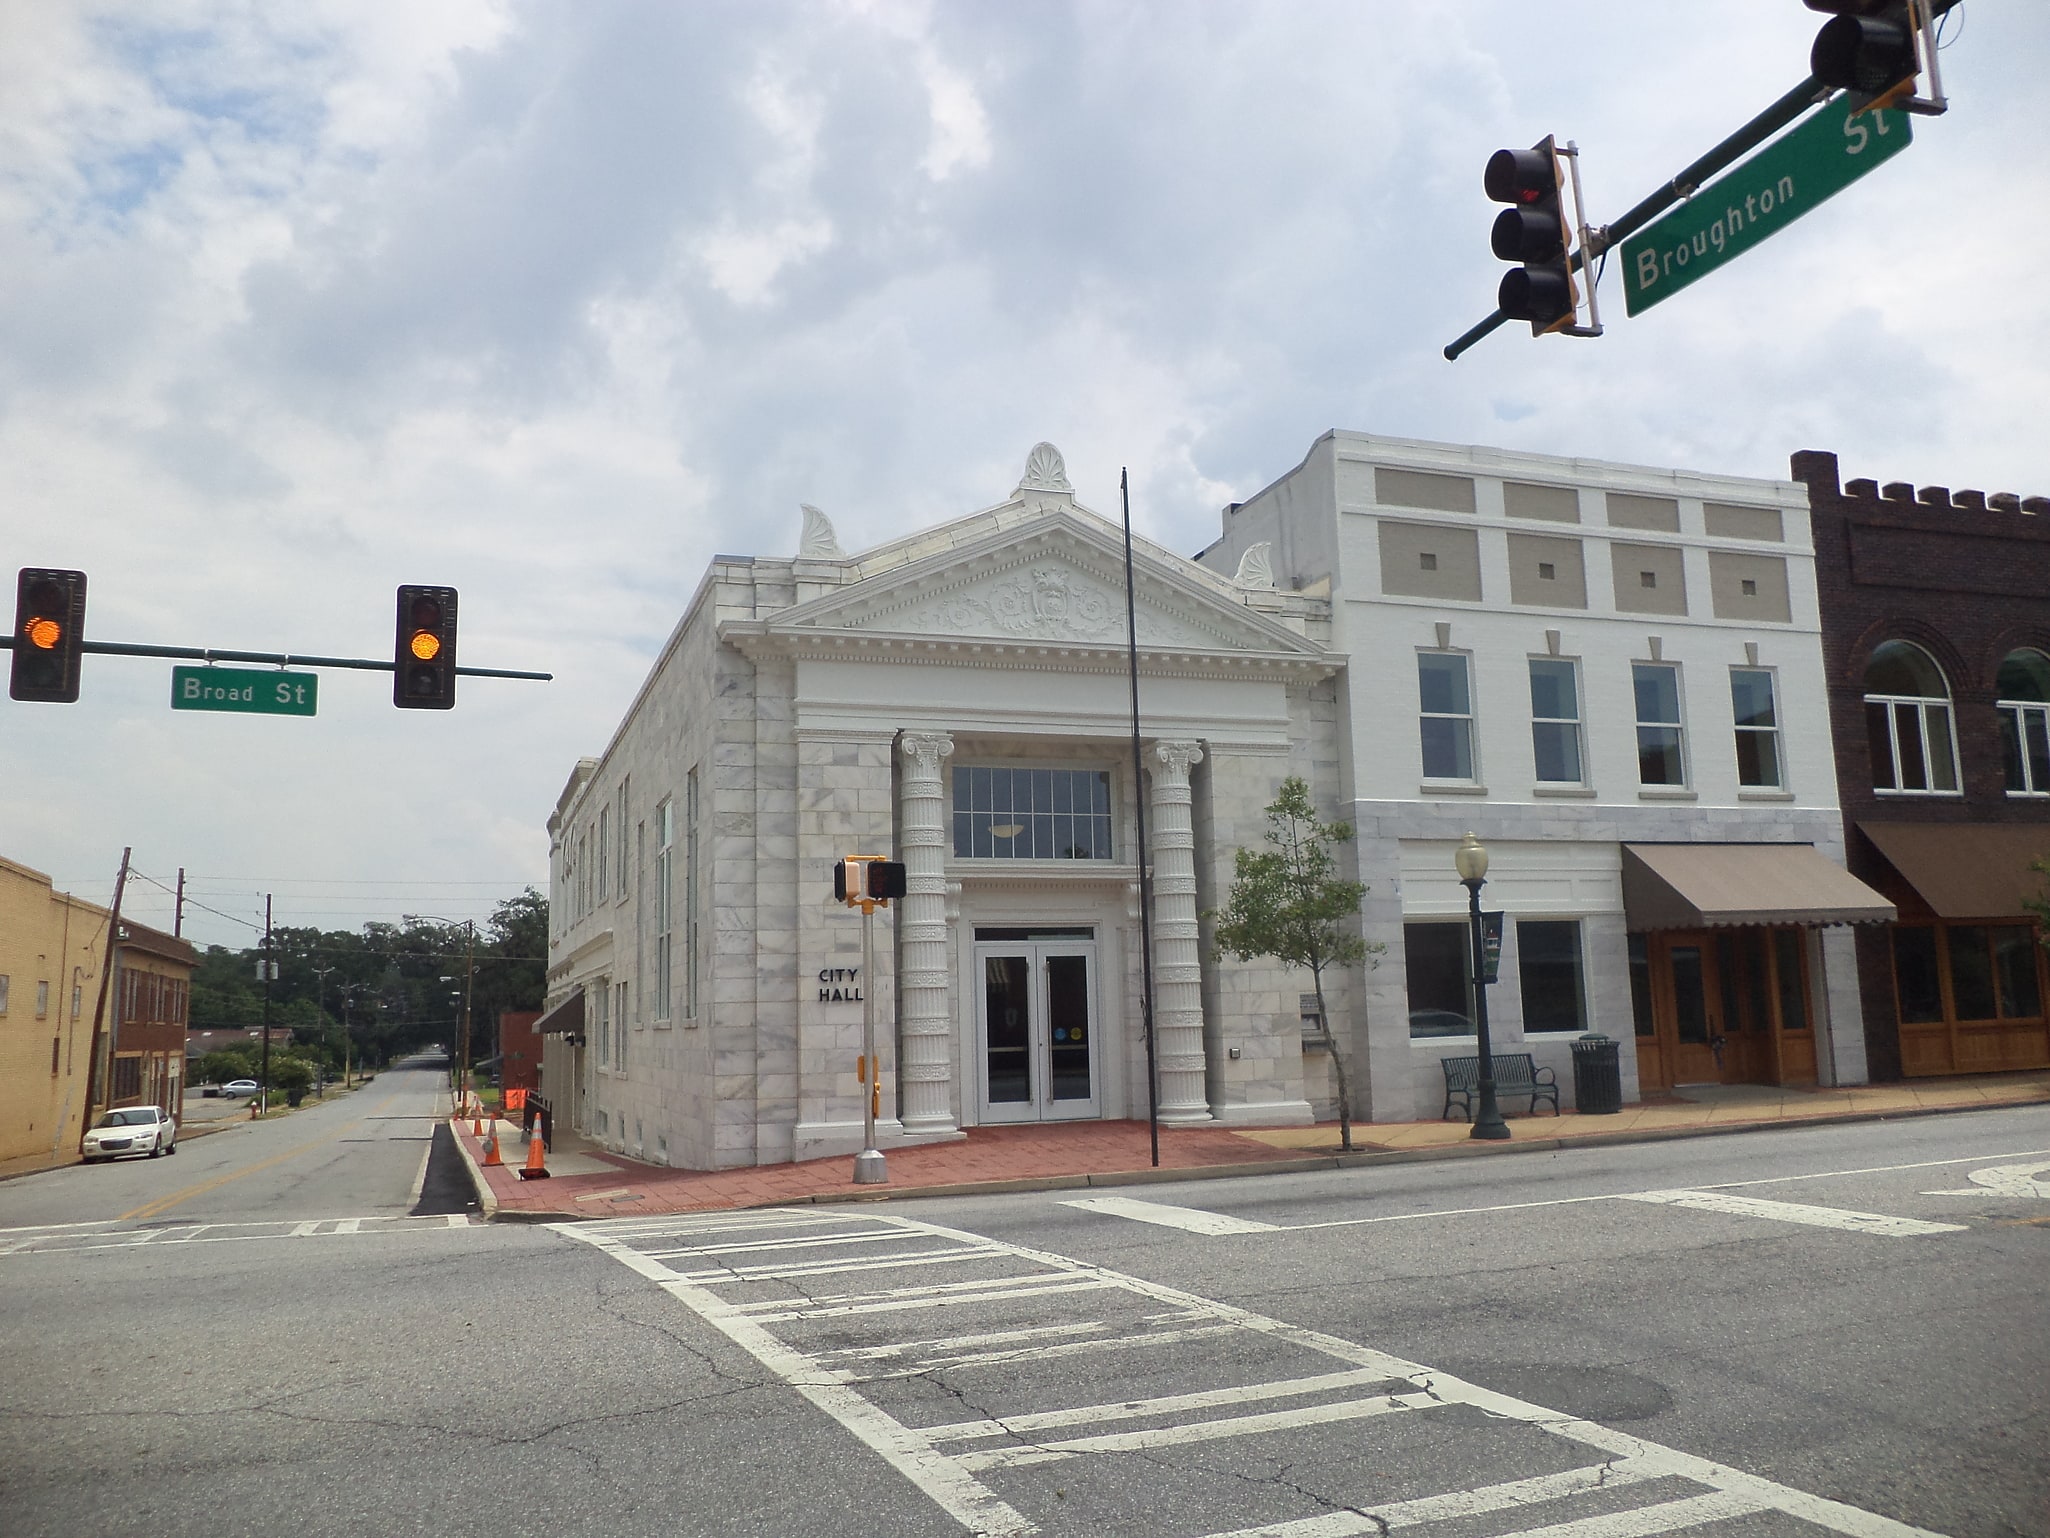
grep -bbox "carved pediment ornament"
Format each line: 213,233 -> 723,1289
799,504 -> 844,558
1015,441 -> 1074,495
1233,542 -> 1275,589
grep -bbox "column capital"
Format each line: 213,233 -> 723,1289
900,732 -> 956,778
1151,739 -> 1204,784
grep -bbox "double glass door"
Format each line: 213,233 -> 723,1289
974,929 -> 1100,1122
1638,928 -> 1817,1089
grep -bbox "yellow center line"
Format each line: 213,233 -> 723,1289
120,1092 -> 415,1222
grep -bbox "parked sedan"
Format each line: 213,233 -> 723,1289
221,1079 -> 261,1097
81,1107 -> 177,1161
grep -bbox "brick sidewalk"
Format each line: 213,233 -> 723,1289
453,1068 -> 2050,1222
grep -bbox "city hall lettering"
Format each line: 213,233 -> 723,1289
819,967 -> 862,1003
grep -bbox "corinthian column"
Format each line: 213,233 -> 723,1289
897,732 -> 957,1135
1148,739 -> 1212,1124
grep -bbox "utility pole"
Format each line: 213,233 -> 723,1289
80,847 -> 131,1149
260,895 -> 273,1116
173,867 -> 185,939
459,921 -> 475,1114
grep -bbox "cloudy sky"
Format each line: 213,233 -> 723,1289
3,1 -> 2043,951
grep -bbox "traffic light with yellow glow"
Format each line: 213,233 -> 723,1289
10,568 -> 87,703
393,584 -> 458,709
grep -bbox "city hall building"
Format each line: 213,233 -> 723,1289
541,436 -> 1898,1169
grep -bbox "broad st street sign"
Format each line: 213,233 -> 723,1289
1622,97 -> 1911,317
171,665 -> 318,716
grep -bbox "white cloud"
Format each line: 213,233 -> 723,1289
1,1 -> 2044,946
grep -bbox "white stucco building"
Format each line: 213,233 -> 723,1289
1194,432 -> 1892,1121
541,433 -> 1895,1167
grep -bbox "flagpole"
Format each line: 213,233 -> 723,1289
1122,468 -> 1160,1168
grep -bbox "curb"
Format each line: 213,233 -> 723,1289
448,1120 -> 501,1221
480,1092 -> 2050,1224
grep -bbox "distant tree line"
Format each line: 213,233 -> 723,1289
187,889 -> 548,1080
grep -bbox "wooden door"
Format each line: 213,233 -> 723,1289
1655,932 -> 1728,1085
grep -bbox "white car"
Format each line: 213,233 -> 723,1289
82,1106 -> 177,1162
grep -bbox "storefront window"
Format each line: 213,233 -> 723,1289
952,767 -> 1113,860
1627,934 -> 1655,1038
1993,925 -> 2044,1019
1516,920 -> 1585,1033
1892,928 -> 1943,1024
1405,923 -> 1474,1036
1774,930 -> 1809,1033
1946,926 -> 1996,1021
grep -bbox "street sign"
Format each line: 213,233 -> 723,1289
1622,97 -> 1911,316
171,666 -> 318,716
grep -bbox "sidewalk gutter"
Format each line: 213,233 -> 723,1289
480,1090 -> 2049,1224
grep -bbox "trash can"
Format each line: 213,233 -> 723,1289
1570,1033 -> 1622,1115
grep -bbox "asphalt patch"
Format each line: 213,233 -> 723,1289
411,1122 -> 483,1217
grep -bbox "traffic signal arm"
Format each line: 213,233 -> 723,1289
1447,73 -> 1827,360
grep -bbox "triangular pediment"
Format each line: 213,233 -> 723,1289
763,506 -> 1320,658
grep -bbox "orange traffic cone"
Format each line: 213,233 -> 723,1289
518,1129 -> 550,1180
472,1113 -> 484,1138
482,1125 -> 502,1166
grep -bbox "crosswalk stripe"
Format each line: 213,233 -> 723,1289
921,1367 -> 1402,1442
1488,1489 -> 1765,1538
1618,1189 -> 1965,1237
1061,1195 -> 1281,1233
1204,1459 -> 1668,1536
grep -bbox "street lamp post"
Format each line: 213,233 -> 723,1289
1454,832 -> 1511,1141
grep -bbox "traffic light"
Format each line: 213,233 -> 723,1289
1485,136 -> 1575,334
393,584 -> 458,709
10,568 -> 86,703
1805,1 -> 1956,103
834,857 -> 907,906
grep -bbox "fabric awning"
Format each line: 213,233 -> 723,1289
1858,821 -> 2050,920
534,989 -> 585,1038
1621,843 -> 1896,930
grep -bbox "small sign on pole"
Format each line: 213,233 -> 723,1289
1480,911 -> 1505,986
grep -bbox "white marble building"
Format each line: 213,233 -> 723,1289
540,445 -> 1348,1168
1193,432 -> 1894,1121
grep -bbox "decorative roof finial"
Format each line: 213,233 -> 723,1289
799,504 -> 844,558
1233,543 -> 1275,589
1015,442 -> 1073,496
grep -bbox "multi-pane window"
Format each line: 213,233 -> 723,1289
952,767 -> 1113,859
1730,668 -> 1783,788
1632,663 -> 1685,786
654,800 -> 674,1022
1404,923 -> 1474,1037
1528,660 -> 1583,783
593,983 -> 611,1068
616,778 -> 631,897
1418,653 -> 1476,781
597,804 -> 609,906
1996,649 -> 2050,795
684,768 -> 700,1020
1894,924 -> 2044,1023
617,981 -> 630,1064
1863,640 -> 1959,793
1516,920 -> 1586,1033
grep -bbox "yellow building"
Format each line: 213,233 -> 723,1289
0,857 -> 111,1169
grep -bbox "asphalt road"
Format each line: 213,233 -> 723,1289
1,1097 -> 2044,1538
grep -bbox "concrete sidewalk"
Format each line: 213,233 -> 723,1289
450,1070 -> 2050,1223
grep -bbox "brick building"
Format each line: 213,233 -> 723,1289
1794,450 -> 2050,1080
106,920 -> 199,1119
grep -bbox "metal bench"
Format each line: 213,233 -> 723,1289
1440,1052 -> 1560,1121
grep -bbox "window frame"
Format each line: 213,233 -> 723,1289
1996,650 -> 2050,797
1404,920 -> 1477,1039
1527,657 -> 1585,786
1729,665 -> 1785,790
684,767 -> 700,1021
1417,650 -> 1479,784
1863,641 -> 1960,796
654,799 -> 674,1023
1632,661 -> 1688,787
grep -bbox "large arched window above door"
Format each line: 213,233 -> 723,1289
1863,640 -> 1959,793
1996,648 -> 2050,795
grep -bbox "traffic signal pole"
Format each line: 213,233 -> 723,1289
0,635 -> 550,682
1446,74 -> 1827,360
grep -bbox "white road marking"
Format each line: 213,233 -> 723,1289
1061,1195 -> 1281,1233
1207,1458 -> 1667,1535
407,1142 -> 432,1203
0,1214 -> 475,1255
560,1209 -> 1948,1538
1618,1189 -> 1965,1237
954,1390 -> 1439,1471
1922,1160 -> 2050,1198
672,1243 -> 1004,1284
921,1367 -> 1398,1443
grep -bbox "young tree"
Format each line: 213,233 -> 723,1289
1210,776 -> 1380,1151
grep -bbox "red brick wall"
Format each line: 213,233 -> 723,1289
1793,449 -> 2050,1077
